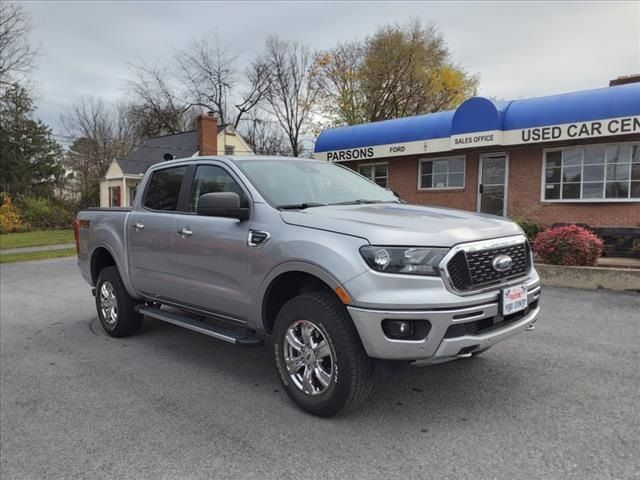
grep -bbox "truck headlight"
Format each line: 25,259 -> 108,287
359,246 -> 448,276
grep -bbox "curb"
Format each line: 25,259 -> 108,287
535,263 -> 640,292
0,243 -> 75,255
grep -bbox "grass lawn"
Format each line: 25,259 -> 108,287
0,229 -> 74,250
0,248 -> 76,264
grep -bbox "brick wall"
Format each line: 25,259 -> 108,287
344,144 -> 640,228
508,147 -> 640,227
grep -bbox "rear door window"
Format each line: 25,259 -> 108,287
143,166 -> 188,211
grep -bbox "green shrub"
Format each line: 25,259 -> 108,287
516,221 -> 541,242
17,196 -> 75,230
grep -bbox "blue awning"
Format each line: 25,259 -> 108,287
314,83 -> 640,155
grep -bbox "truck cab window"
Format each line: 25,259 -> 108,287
143,166 -> 187,211
189,165 -> 246,211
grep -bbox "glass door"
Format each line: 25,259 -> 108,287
478,154 -> 508,216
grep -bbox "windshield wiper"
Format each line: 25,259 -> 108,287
329,199 -> 394,206
277,202 -> 327,210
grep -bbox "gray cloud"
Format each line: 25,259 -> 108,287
22,0 -> 640,135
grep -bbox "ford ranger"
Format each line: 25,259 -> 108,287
75,156 -> 541,417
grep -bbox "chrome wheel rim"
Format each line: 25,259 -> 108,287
283,319 -> 334,396
99,281 -> 118,327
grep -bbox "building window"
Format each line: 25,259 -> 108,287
358,162 -> 388,188
419,157 -> 465,189
108,186 -> 121,207
543,143 -> 640,201
224,145 -> 235,155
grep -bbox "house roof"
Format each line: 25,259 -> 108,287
314,83 -> 640,154
116,125 -> 226,175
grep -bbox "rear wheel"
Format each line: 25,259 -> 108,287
95,266 -> 142,337
273,292 -> 374,417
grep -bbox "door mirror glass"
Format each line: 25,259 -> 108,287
196,192 -> 249,220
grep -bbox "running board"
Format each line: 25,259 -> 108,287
136,306 -> 264,347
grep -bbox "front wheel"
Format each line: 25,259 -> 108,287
273,292 -> 375,417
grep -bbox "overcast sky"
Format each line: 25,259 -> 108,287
22,0 -> 640,137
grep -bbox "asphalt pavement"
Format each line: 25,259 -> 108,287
1,258 -> 639,480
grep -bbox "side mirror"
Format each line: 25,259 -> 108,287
196,192 -> 249,220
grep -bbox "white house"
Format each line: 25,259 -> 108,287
99,114 -> 254,207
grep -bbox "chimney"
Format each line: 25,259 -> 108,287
196,113 -> 218,156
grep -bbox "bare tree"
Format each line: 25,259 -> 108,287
261,36 -> 319,157
126,62 -> 193,138
176,35 -> 269,128
0,2 -> 39,85
314,40 -> 366,126
61,96 -> 138,206
238,110 -> 291,156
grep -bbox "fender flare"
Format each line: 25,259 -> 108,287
90,242 -> 139,299
256,260 -> 346,329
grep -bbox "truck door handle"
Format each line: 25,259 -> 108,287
134,222 -> 145,231
178,227 -> 193,238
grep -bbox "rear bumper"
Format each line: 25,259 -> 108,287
347,283 -> 541,363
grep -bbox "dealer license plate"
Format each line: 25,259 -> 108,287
502,285 -> 527,316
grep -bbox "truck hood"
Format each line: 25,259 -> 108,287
280,203 -> 523,246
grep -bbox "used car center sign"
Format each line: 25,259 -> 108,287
320,115 -> 640,162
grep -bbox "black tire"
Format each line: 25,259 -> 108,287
95,266 -> 142,338
273,292 -> 375,417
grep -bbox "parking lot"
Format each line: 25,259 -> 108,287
1,258 -> 638,479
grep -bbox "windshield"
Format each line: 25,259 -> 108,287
235,159 -> 399,208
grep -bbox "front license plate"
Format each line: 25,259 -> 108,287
502,285 -> 527,316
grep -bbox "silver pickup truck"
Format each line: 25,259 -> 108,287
75,156 -> 541,416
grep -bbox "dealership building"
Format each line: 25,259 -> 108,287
314,81 -> 640,256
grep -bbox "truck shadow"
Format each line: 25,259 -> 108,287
89,314 -> 531,426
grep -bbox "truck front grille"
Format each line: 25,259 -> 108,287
446,241 -> 531,292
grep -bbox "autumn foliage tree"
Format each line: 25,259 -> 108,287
314,19 -> 478,126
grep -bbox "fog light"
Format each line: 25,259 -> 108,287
382,320 -> 414,339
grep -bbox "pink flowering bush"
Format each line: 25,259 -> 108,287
533,225 -> 604,266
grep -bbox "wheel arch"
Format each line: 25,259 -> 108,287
259,262 -> 349,335
90,245 -> 138,298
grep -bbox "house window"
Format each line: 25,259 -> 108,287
358,162 -> 388,188
419,157 -> 465,189
224,145 -> 235,155
108,186 -> 121,207
543,143 -> 640,201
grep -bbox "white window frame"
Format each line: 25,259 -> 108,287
541,141 -> 640,203
418,156 -> 466,191
358,162 -> 389,188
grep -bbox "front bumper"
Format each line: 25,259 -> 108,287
347,282 -> 541,364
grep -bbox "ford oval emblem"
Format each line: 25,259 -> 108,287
492,254 -> 513,272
